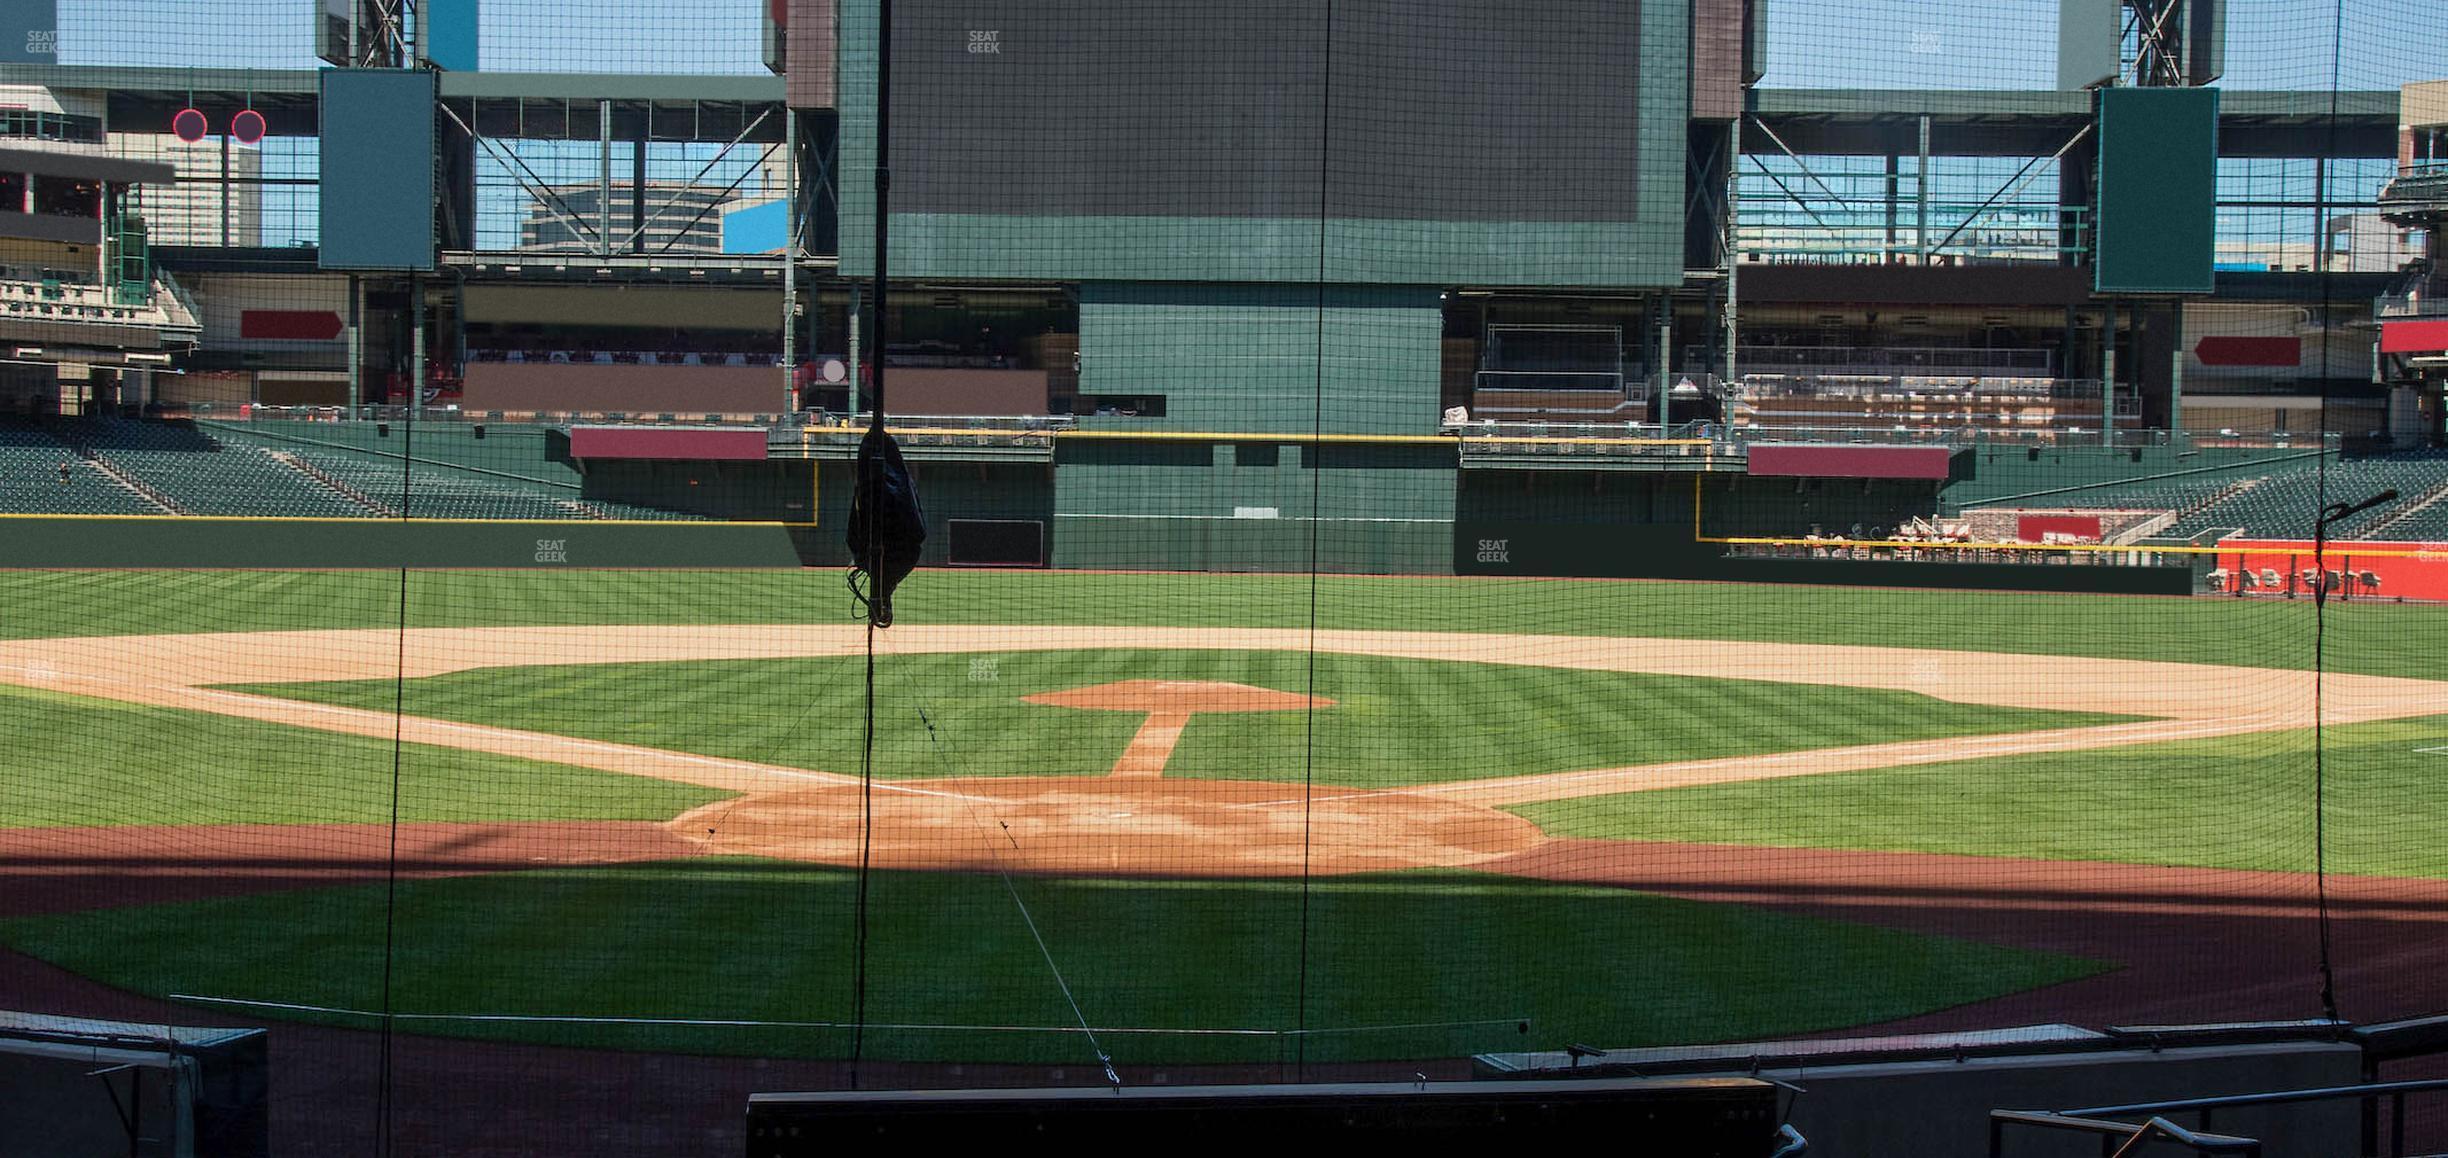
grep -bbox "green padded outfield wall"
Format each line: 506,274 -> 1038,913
838,0 -> 1689,287
2093,86 -> 2220,294
1051,440 -> 1453,574
0,517 -> 813,568
1077,283 -> 1443,435
814,460 -> 1056,569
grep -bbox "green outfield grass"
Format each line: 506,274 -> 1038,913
0,859 -> 2103,1062
1514,713 -> 2448,879
2,568 -> 2441,678
0,683 -> 725,828
223,649 -> 2135,788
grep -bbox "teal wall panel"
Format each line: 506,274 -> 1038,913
2094,87 -> 2219,294
318,69 -> 438,272
1077,283 -> 1443,435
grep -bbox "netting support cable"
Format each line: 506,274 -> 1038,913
2309,0 -> 2348,1026
1293,0 -> 1334,1085
911,703 -> 1119,1087
374,352 -> 418,1156
849,0 -> 895,1090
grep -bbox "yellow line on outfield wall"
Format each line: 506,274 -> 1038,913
1058,429 -> 1457,445
0,513 -> 815,528
1052,430 -> 1712,447
1704,534 -> 2448,560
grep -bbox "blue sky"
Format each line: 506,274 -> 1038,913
40,0 -> 2444,251
44,0 -> 2448,90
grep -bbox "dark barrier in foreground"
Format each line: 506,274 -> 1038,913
0,1012 -> 268,1158
748,1078 -> 1781,1155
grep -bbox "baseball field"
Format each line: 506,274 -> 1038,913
5,566 -> 2448,1075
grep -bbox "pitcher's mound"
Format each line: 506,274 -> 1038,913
1024,680 -> 1333,714
670,778 -> 1540,877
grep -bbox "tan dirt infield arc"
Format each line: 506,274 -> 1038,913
3,624 -> 2445,876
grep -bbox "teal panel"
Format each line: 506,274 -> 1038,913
2094,86 -> 2219,294
1077,283 -> 1442,435
1,0 -> 54,64
318,69 -> 437,272
425,0 -> 478,71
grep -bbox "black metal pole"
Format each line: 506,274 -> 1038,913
868,0 -> 891,429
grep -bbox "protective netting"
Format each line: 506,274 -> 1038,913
4,0 -> 2448,1153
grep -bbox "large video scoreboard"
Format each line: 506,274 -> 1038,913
840,0 -> 1691,286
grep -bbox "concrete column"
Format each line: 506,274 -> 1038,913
2167,300 -> 2184,436
409,274 -> 425,414
847,283 -> 862,418
782,107 -> 798,413
2101,300 -> 2117,446
1916,115 -> 1931,261
345,274 -> 363,415
598,99 -> 613,258
1657,313 -> 1673,430
630,109 -> 648,254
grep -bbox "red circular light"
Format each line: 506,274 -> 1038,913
171,107 -> 208,143
230,109 -> 265,145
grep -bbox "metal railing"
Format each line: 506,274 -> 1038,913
1722,423 -> 2189,449
1990,1110 -> 2260,1156
1737,202 -> 2089,266
1471,369 -> 1633,394
808,412 -> 1077,433
1445,418 -> 1713,440
1728,374 -> 2100,400
1703,346 -> 2055,375
2376,276 -> 2448,319
1993,1077 -> 2448,1158
466,347 -> 781,367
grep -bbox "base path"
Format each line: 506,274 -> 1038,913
4,623 -> 2445,874
671,777 -> 1537,876
9,623 -> 2448,1155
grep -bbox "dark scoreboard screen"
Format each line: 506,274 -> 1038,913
888,0 -> 1644,224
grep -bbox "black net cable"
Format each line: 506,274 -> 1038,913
2309,0 -> 2348,1027
908,700 -> 1118,1084
1292,0 -> 1337,1084
848,0 -> 897,1090
375,357 -> 418,1156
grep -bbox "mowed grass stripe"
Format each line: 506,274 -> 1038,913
2,569 -> 2440,679
0,683 -> 725,828
0,860 -> 2103,1063
224,650 -> 2137,788
1513,713 -> 2448,879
